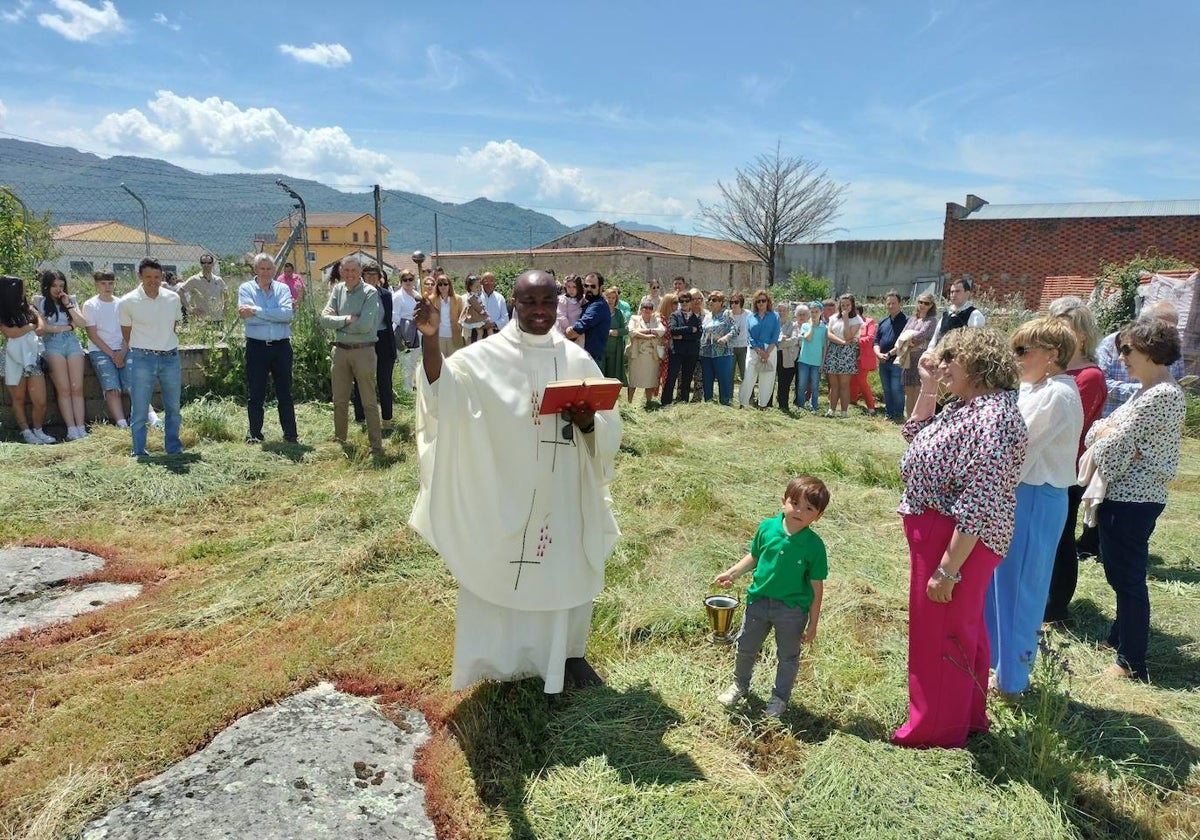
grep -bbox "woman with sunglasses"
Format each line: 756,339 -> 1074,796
699,290 -> 737,405
656,293 -> 677,394
626,296 -> 665,404
662,289 -> 702,405
894,327 -> 1027,748
823,293 -> 862,418
1042,297 -> 1107,625
902,294 -> 938,418
983,318 -> 1083,697
1084,317 -> 1186,682
728,293 -> 750,383
646,280 -> 663,313
433,274 -> 464,357
738,289 -> 779,409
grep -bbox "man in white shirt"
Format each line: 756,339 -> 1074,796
480,271 -> 509,336
930,278 -> 987,347
119,257 -> 184,456
392,269 -> 422,391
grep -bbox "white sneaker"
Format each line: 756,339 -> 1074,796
21,428 -> 41,445
78,425 -> 89,437
66,426 -> 82,441
33,428 -> 56,444
149,417 -> 164,430
717,684 -> 745,707
764,695 -> 788,718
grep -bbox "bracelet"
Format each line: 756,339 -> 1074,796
933,566 -> 962,583
918,391 -> 937,398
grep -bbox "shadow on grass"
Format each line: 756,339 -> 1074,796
135,452 -> 202,474
451,678 -> 702,840
1148,551 -> 1200,585
1069,598 -> 1200,690
262,441 -> 314,462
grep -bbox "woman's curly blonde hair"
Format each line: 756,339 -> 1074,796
936,327 -> 1019,391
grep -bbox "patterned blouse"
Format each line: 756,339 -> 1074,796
898,389 -> 1028,556
1085,381 -> 1185,504
699,308 -> 737,358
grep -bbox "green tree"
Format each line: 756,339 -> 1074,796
784,269 -> 831,302
1093,252 -> 1192,334
0,188 -> 56,277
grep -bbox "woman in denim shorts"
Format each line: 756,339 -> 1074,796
33,270 -> 90,440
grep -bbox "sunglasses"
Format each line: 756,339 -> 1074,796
583,284 -> 599,290
1013,345 -> 1037,356
754,298 -> 768,304
437,281 -> 450,286
1118,344 -> 1134,356
678,295 -> 693,301
939,351 -> 955,363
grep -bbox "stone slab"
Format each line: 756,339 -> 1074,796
0,581 -> 142,639
0,546 -> 105,599
81,682 -> 436,840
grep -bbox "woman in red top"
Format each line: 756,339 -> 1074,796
1043,296 -> 1108,624
849,304 -> 878,415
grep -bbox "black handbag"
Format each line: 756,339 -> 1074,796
395,318 -> 420,349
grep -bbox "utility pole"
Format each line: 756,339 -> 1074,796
433,212 -> 439,266
373,185 -> 384,271
120,183 -> 150,255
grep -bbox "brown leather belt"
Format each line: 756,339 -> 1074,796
333,341 -> 375,349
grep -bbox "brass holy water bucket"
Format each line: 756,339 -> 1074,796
704,593 -> 740,643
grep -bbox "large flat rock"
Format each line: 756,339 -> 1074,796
82,682 -> 436,840
1,546 -> 104,599
0,581 -> 142,639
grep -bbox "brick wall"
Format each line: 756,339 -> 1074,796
1,344 -> 220,435
942,209 -> 1200,308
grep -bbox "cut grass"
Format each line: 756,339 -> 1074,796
1,394 -> 1198,840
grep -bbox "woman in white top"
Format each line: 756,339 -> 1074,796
728,292 -> 750,383
823,293 -> 862,417
984,317 -> 1083,695
33,270 -> 89,440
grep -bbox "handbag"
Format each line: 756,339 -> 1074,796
395,318 -> 420,349
656,343 -> 666,360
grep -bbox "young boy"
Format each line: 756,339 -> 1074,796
82,269 -> 160,430
713,475 -> 829,718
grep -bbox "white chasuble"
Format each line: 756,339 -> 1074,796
409,319 -> 621,692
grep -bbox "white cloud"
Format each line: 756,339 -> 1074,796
456,140 -> 600,207
92,91 -> 420,190
37,0 -> 124,42
278,42 -> 351,68
152,11 -> 179,31
2,0 -> 31,23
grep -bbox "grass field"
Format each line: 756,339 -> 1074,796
1,390 -> 1197,839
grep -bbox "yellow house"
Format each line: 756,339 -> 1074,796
273,212 -> 388,274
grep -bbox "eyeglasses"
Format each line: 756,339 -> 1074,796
1013,345 -> 1036,356
200,260 -> 213,265
754,298 -> 768,304
1118,344 -> 1134,356
583,284 -> 599,290
437,281 -> 450,287
401,278 -> 414,282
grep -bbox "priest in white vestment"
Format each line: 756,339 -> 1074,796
408,270 -> 622,693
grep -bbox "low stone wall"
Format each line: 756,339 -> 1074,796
1,344 -> 221,434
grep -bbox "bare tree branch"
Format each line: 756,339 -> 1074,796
697,143 -> 846,285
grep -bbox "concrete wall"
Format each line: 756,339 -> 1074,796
1,344 -> 220,435
777,239 -> 943,299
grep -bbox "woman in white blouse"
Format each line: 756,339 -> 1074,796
984,318 -> 1083,696
1085,317 -> 1186,682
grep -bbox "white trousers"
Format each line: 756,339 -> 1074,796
739,350 -> 776,407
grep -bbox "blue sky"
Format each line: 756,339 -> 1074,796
2,0 -> 1198,240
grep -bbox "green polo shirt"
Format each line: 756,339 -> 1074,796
320,281 -> 382,343
745,513 -> 827,610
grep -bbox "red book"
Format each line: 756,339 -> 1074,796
538,377 -> 623,415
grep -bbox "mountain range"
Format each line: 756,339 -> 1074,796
1,139 -> 579,255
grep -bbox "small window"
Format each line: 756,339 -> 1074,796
112,262 -> 135,276
162,265 -> 177,275
352,232 -> 359,243
69,260 -> 93,276
321,230 -> 330,242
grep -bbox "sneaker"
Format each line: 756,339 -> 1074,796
824,410 -> 835,417
245,435 -> 264,444
33,428 -> 57,444
149,418 -> 164,430
66,426 -> 82,441
21,428 -> 42,445
839,410 -> 848,419
764,695 -> 788,718
717,684 -> 745,707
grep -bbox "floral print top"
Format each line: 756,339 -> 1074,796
898,389 -> 1028,556
699,308 -> 737,358
1085,381 -> 1185,504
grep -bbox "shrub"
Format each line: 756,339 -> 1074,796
785,269 -> 831,301
1093,252 -> 1192,335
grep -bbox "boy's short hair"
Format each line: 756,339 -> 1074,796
784,475 -> 830,513
93,269 -> 115,283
